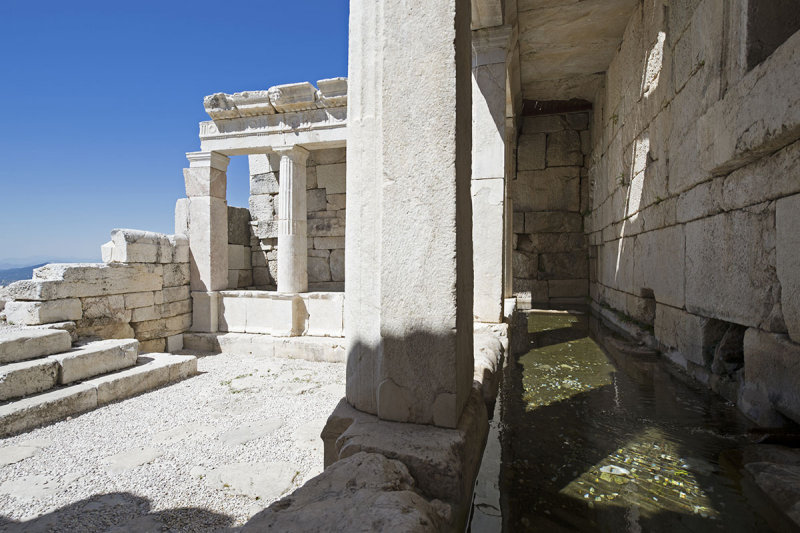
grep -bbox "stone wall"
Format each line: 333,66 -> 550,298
511,111 -> 590,307
227,206 -> 253,289
585,0 -> 800,425
248,148 -> 346,291
1,229 -> 192,353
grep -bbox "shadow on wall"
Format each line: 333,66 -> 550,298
0,492 -> 234,532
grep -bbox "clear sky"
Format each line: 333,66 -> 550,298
0,0 -> 349,267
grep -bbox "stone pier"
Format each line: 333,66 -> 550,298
184,151 -> 229,333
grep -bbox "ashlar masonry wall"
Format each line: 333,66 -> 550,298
586,0 -> 800,426
248,148 -> 346,291
2,229 -> 192,353
512,111 -> 591,307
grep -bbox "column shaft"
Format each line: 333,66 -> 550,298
275,146 -> 309,293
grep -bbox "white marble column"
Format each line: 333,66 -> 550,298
275,146 -> 309,294
471,26 -> 511,323
345,0 -> 473,428
184,151 -> 229,332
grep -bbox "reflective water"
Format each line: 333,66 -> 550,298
498,311 -> 771,532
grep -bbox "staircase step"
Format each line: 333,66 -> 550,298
0,358 -> 59,401
53,339 -> 139,384
87,353 -> 197,406
0,353 -> 197,437
0,329 -> 72,364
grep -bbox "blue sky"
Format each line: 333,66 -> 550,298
0,1 -> 349,266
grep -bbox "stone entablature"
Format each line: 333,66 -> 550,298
199,79 -> 348,155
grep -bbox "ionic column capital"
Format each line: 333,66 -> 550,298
273,145 -> 310,164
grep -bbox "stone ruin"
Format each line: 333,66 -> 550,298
1,0 -> 800,530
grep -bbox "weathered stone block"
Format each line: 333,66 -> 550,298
512,251 -> 537,279
517,133 -> 546,171
327,193 -> 347,211
539,252 -> 588,280
227,206 -> 251,246
654,304 -> 727,367
685,204 -> 782,331
174,198 -> 189,236
525,212 -> 582,233
163,263 -> 190,288
0,358 -> 59,401
317,163 -> 346,194
0,329 -> 72,364
124,291 -> 155,309
330,249 -> 345,282
53,339 -> 139,384
633,226 -> 685,308
250,172 -> 280,195
314,236 -> 346,249
253,219 -> 279,239
308,256 -> 332,283
249,194 -> 277,221
131,305 -> 159,323
307,189 -> 328,212
268,81 -> 318,112
81,295 -> 127,321
183,167 -> 226,199
548,279 -> 588,298
304,292 -> 345,337
5,264 -> 162,301
546,130 -> 583,166
191,292 -> 218,333
308,216 -> 345,237
162,286 -> 190,304
744,328 -> 800,425
515,168 -> 581,211
4,299 -> 82,325
227,244 -> 251,271
777,194 -> 800,342
513,212 -> 524,233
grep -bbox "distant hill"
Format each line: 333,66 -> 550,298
0,263 -> 47,287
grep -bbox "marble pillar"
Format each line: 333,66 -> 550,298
275,146 -> 309,294
345,0 -> 474,428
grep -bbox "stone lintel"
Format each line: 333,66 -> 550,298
322,386 -> 489,531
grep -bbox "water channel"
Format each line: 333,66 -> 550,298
472,309 -> 777,532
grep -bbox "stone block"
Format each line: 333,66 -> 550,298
89,353 -> 196,406
4,299 -> 82,325
0,358 -> 59,401
103,229 -> 176,264
307,189 -> 328,212
317,163 -> 346,194
330,249 -> 345,282
124,291 -> 155,309
546,130 -> 583,166
241,452 -> 446,533
517,133 -> 546,170
227,206 -> 252,246
249,194 -> 277,221
166,333 -> 183,352
513,212 -> 524,233
250,172 -> 280,195
308,256 -> 331,283
248,153 -> 278,176
308,216 -> 345,237
139,338 -> 166,354
159,299 -> 191,319
53,339 -> 139,385
523,114 -> 566,134
253,219 -> 279,239
548,279 -> 588,298
777,194 -> 800,342
633,226 -> 685,308
162,286 -> 190,304
654,304 -> 727,367
539,252 -> 588,280
252,267 -> 274,287
183,167 -> 226,199
685,204 -> 782,330
515,168 -> 581,211
268,81 -> 318,112
75,318 -> 135,340
169,234 -> 190,263
304,292 -> 345,337
131,305 -> 159,323
0,383 -> 97,438
566,112 -> 589,130
7,263 -> 163,300
314,236 -> 346,249
81,295 -> 127,321
524,211 -> 582,233
227,244 -> 251,271
163,263 -> 190,288
744,329 -> 800,424
175,198 -> 189,236
131,318 -> 169,341
243,293 -> 306,337
327,193 -> 347,211
191,292 -> 218,333
512,251 -> 537,279
218,293 -> 248,333
165,313 -> 192,335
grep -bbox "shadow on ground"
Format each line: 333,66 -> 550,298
0,492 -> 237,533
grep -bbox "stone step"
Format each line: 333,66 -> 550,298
0,358 -> 59,401
0,329 -> 72,365
183,332 -> 346,363
52,339 -> 139,385
0,353 -> 197,437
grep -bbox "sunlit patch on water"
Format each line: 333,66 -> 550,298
559,427 -> 719,520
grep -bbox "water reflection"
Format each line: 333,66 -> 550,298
499,311 -> 770,532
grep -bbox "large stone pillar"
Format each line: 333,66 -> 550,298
274,146 -> 309,294
184,151 -> 229,332
471,26 -> 511,323
345,0 -> 473,428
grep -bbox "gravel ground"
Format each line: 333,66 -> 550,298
0,351 -> 346,532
